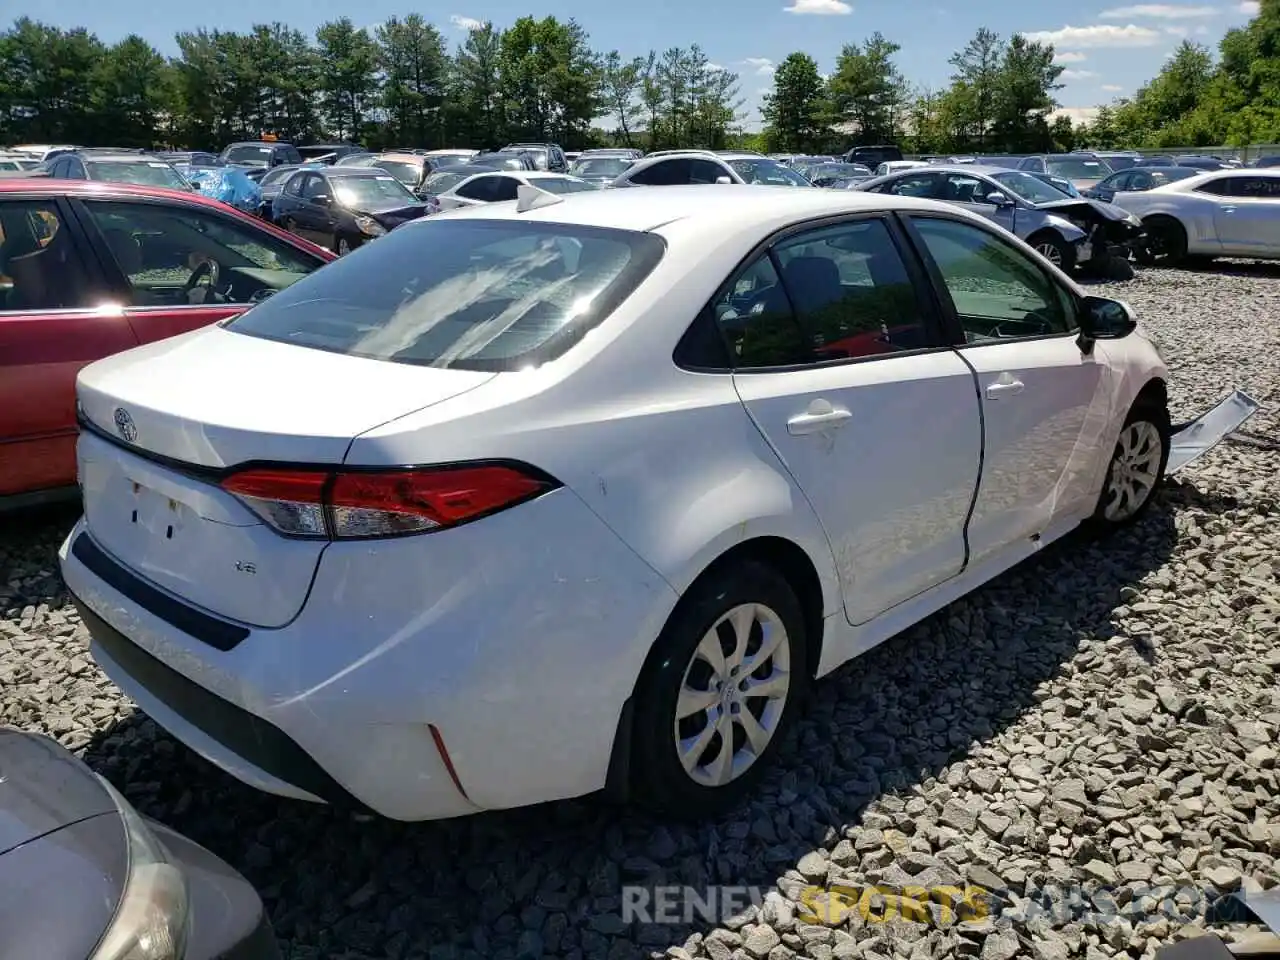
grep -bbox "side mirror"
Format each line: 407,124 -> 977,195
1078,295 -> 1137,353
715,176 -> 733,185
986,192 -> 1012,207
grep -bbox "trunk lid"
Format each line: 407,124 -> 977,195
75,324 -> 494,627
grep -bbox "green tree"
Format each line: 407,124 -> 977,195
92,36 -> 175,147
761,52 -> 831,152
0,19 -> 105,142
947,28 -> 1003,150
449,22 -> 503,148
315,18 -> 380,140
991,33 -> 1062,151
377,15 -> 450,148
828,33 -> 908,145
601,51 -> 645,146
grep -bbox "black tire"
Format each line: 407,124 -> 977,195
1088,400 -> 1171,531
1028,231 -> 1077,273
1105,255 -> 1136,281
630,561 -> 810,820
1138,216 -> 1187,266
282,216 -> 297,234
334,234 -> 358,256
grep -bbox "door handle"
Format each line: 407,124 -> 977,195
1221,205 -> 1236,214
787,402 -> 853,436
986,379 -> 1025,399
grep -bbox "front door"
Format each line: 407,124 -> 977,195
939,172 -> 1018,233
1212,176 -> 1280,256
904,213 -> 1111,567
720,215 -> 983,626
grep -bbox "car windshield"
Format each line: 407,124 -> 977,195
569,158 -> 632,178
809,163 -> 870,179
423,170 -> 472,194
376,160 -> 424,186
728,159 -> 812,186
1045,157 -> 1113,179
531,177 -> 598,194
332,175 -> 418,206
225,145 -> 274,166
992,171 -> 1070,204
226,219 -> 666,371
87,160 -> 189,189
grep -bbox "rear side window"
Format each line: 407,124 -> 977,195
225,219 -> 667,371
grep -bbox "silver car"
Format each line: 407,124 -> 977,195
856,164 -> 1144,273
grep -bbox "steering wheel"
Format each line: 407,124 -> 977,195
183,259 -> 221,300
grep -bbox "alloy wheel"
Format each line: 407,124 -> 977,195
674,603 -> 791,787
1034,241 -> 1063,266
1103,420 -> 1164,522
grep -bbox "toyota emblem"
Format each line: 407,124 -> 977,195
113,407 -> 137,443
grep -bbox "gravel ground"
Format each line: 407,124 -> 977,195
3,263 -> 1279,960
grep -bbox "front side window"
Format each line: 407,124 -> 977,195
83,201 -> 323,308
0,200 -> 91,311
909,216 -> 1076,342
283,171 -> 307,197
688,159 -> 727,184
225,219 -> 666,371
1195,178 -> 1234,197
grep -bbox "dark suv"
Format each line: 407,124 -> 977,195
844,144 -> 904,167
502,142 -> 568,172
219,141 -> 304,172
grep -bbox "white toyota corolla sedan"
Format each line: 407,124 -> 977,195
61,184 -> 1172,822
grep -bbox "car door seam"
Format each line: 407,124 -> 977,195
949,346 -> 987,572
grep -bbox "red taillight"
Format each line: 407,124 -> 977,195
219,463 -> 556,539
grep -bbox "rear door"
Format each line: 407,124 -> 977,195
902,213 -> 1112,566
721,214 -> 982,627
72,195 -> 328,345
0,195 -> 137,497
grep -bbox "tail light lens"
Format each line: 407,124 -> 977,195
220,462 -> 558,539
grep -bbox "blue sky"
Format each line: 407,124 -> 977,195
32,0 -> 1262,127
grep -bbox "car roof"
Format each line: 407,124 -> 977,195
80,153 -> 171,163
323,167 -> 394,178
374,153 -> 425,163
1168,167 -> 1280,188
421,183 -> 973,233
0,177 -> 234,206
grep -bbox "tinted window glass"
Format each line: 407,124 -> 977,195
1229,176 -> 1280,198
885,173 -> 938,198
226,219 -> 666,371
1195,178 -> 1233,196
301,174 -> 328,199
86,160 -> 189,190
83,201 -> 321,308
910,216 -> 1075,341
456,176 -> 498,201
688,159 -> 725,184
0,200 -> 91,311
713,255 -> 811,368
630,159 -> 688,186
774,219 -> 932,359
534,178 -> 598,195
489,177 -> 520,201
940,174 -> 990,203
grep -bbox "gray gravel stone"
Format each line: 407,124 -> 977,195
5,266 -> 1280,960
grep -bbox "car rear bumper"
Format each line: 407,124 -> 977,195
60,487 -> 678,821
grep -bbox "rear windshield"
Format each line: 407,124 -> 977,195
225,145 -> 274,166
375,160 -> 424,185
225,219 -> 666,371
87,160 -> 189,189
1046,157 -> 1113,179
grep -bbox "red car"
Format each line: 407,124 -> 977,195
0,176 -> 335,508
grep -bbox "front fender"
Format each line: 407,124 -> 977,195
1043,214 -> 1087,242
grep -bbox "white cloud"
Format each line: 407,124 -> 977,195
448,14 -> 484,30
1099,4 -> 1216,18
1194,23 -> 1210,32
1237,0 -> 1260,12
1102,83 -> 1125,91
1061,69 -> 1099,79
783,0 -> 853,14
1023,24 -> 1163,47
1052,106 -> 1101,124
707,62 -> 725,72
743,57 -> 777,76
1054,50 -> 1089,62
1164,24 -> 1190,35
